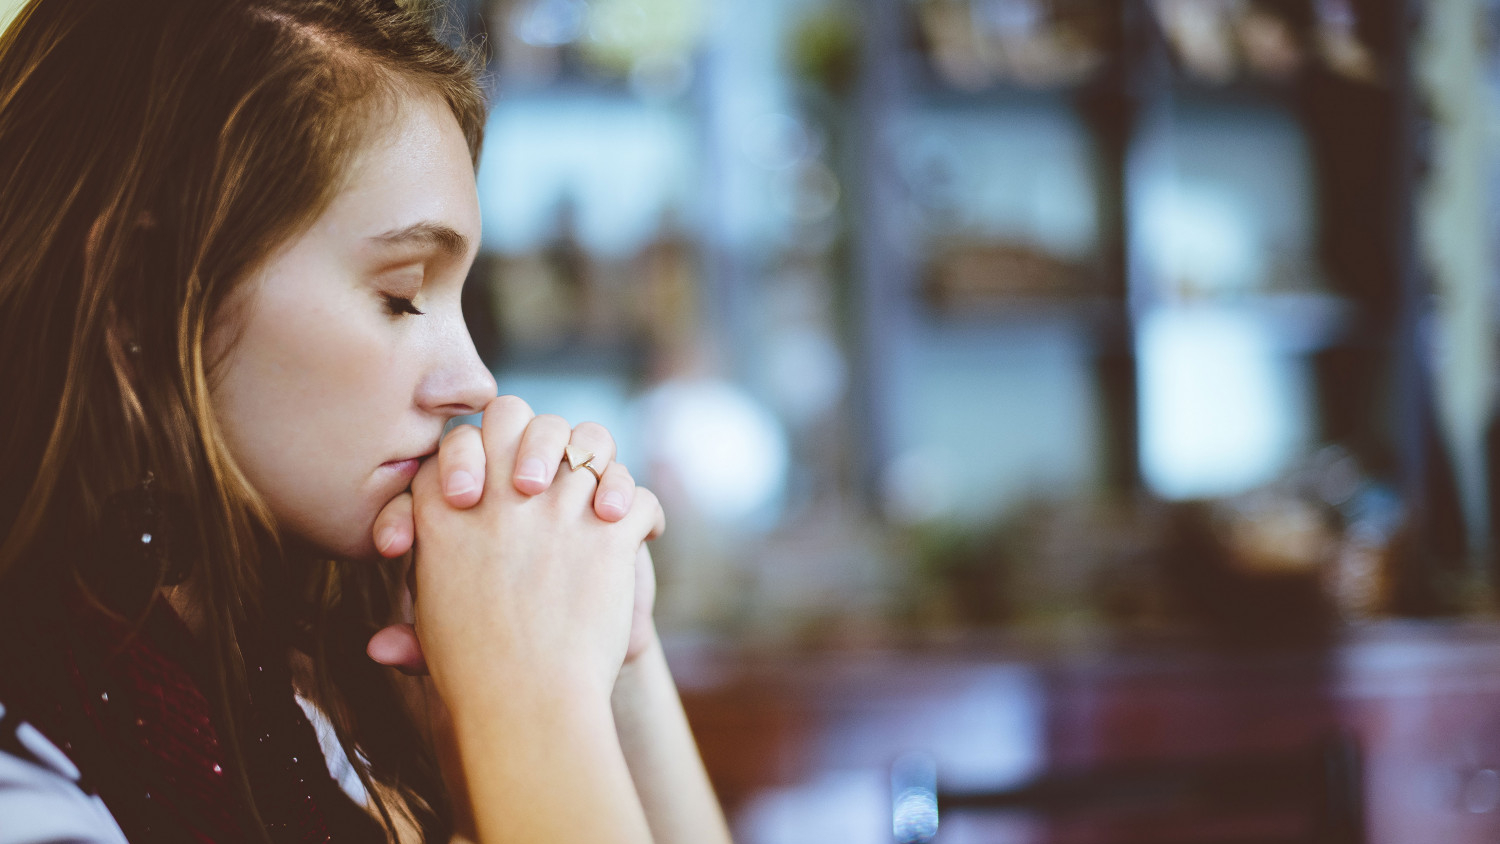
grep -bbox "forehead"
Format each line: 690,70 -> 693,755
315,91 -> 481,254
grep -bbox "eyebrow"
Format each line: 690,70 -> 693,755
368,222 -> 471,261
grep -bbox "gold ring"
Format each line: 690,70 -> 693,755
564,444 -> 604,483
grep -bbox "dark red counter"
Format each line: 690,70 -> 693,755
672,622 -> 1500,843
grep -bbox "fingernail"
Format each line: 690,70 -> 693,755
601,491 -> 626,514
517,458 -> 547,485
445,470 -> 477,498
376,527 -> 399,555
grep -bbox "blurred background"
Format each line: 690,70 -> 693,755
412,1 -> 1500,840
426,0 -> 1500,841
409,0 -> 1497,642
10,0 -> 1500,840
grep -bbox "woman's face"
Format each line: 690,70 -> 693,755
208,92 -> 497,560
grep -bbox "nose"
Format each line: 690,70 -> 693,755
416,313 -> 497,418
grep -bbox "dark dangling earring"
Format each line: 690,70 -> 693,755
89,472 -> 192,614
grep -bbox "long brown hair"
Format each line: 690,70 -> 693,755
0,0 -> 485,838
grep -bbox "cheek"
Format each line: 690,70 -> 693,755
209,288 -> 413,554
222,310 -> 379,440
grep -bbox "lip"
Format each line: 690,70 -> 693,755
380,447 -> 437,478
380,457 -> 424,478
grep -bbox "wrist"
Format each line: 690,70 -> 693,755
441,655 -> 616,733
445,671 -> 654,844
615,625 -> 663,695
611,629 -> 669,718
622,622 -> 663,670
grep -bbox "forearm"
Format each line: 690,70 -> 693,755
448,678 -> 654,844
612,634 -> 734,844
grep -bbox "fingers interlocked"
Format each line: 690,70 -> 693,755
367,395 -> 668,681
555,420 -> 627,518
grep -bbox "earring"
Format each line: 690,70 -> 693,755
89,472 -> 191,613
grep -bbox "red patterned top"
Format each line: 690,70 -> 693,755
1,592 -> 383,844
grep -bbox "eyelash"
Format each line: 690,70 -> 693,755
382,294 -> 425,317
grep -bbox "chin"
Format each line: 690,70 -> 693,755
328,524 -> 385,562
280,517 -> 382,563
345,537 -> 386,562
276,492 -> 393,562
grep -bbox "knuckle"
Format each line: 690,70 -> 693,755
572,420 -> 613,443
443,423 -> 481,446
532,414 -> 572,438
488,394 -> 533,416
455,432 -> 485,459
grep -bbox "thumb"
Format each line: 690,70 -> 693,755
366,623 -> 429,676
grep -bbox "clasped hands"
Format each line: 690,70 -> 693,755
362,395 -> 664,701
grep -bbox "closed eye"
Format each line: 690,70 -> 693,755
383,294 -> 424,317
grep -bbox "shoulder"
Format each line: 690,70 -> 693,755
0,702 -> 129,844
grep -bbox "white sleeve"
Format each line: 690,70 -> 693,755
0,703 -> 129,844
294,694 -> 369,808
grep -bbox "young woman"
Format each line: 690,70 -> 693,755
0,1 -> 733,842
